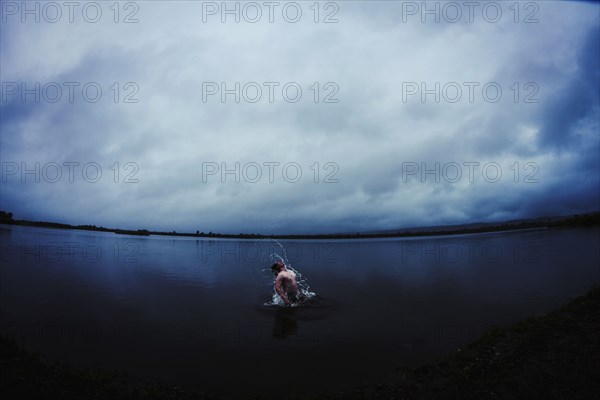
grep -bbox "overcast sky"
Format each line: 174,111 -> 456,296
1,0 -> 598,234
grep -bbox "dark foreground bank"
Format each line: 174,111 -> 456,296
2,285 -> 599,400
319,285 -> 600,400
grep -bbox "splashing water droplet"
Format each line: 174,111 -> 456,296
263,239 -> 316,307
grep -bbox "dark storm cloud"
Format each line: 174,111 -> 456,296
537,26 -> 600,149
1,1 -> 599,234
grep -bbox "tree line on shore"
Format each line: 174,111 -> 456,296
0,210 -> 598,239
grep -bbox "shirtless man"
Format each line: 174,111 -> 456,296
271,261 -> 299,305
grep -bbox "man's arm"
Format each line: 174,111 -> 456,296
275,275 -> 289,304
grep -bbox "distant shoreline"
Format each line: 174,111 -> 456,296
1,210 -> 598,240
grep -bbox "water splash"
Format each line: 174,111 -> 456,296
263,239 -> 316,307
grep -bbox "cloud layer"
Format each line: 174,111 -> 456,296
1,1 -> 598,234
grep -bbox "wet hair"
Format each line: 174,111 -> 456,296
271,262 -> 283,274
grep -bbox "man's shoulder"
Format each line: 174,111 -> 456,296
278,271 -> 295,279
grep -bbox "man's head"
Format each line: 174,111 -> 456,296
271,261 -> 285,275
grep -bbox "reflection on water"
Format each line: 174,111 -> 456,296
273,308 -> 298,339
0,224 -> 599,397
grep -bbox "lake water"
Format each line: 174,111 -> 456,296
1,224 -> 599,398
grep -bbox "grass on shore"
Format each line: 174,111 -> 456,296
2,286 -> 600,400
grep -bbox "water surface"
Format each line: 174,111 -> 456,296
1,224 -> 598,398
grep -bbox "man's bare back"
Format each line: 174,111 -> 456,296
271,262 -> 299,305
